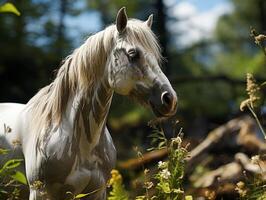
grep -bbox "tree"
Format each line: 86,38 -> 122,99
213,0 -> 266,78
0,0 -> 77,102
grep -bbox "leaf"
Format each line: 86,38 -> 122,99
185,195 -> 193,200
0,159 -> 23,173
135,196 -> 146,200
0,3 -> 21,16
0,148 -> 9,155
10,171 -> 27,185
158,182 -> 171,194
75,193 -> 91,199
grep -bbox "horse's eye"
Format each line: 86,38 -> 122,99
127,48 -> 139,60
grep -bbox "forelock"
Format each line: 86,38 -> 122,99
123,19 -> 162,63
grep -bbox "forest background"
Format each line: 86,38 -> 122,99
0,0 -> 265,197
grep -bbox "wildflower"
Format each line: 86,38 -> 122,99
235,181 -> 247,197
108,169 -> 129,200
158,161 -> 167,169
240,73 -> 266,139
12,139 -> 21,147
251,155 -> 260,165
172,136 -> 182,145
160,169 -> 171,180
135,196 -> 146,200
109,169 -> 122,186
185,195 -> 193,200
240,73 -> 260,111
144,169 -> 150,175
30,180 -> 44,190
173,188 -> 184,194
144,181 -> 154,189
254,34 -> 266,45
240,99 -> 251,111
205,190 -> 216,200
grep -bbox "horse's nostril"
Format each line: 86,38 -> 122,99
161,91 -> 172,106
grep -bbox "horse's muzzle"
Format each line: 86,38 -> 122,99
149,88 -> 177,117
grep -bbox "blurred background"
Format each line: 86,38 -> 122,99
0,0 -> 265,198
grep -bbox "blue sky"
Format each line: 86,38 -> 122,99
165,0 -> 233,47
185,0 -> 229,11
65,0 -> 233,47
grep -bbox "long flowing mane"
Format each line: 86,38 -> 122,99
27,19 -> 162,133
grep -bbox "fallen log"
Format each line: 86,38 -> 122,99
118,148 -> 168,169
193,152 -> 266,188
118,116 -> 266,172
186,116 -> 266,172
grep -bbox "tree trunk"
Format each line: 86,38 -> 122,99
57,0 -> 67,58
155,0 -> 170,75
258,0 -> 266,32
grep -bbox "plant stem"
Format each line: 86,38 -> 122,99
258,43 -> 266,57
248,104 -> 266,140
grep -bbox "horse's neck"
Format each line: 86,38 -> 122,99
73,74 -> 113,149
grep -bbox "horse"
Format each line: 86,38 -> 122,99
0,7 -> 177,200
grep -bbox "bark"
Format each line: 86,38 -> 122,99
186,116 -> 266,173
155,0 -> 170,75
258,0 -> 266,31
193,152 -> 266,188
118,148 -> 168,169
57,0 -> 67,57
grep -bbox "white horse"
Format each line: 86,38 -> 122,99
0,7 -> 177,200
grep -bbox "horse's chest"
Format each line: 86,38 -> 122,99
42,130 -> 116,194
64,153 -> 106,194
67,136 -> 116,194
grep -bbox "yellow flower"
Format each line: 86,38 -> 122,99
109,169 -> 123,186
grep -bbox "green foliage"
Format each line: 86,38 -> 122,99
213,0 -> 266,78
11,171 -> 27,185
108,127 -> 190,200
236,178 -> 266,200
0,151 -> 27,199
88,0 -> 151,25
152,133 -> 188,200
245,180 -> 266,200
0,148 -> 9,155
185,196 -> 193,200
0,3 -> 20,16
147,129 -> 167,151
0,159 -> 23,173
109,100 -> 152,130
66,191 -> 94,200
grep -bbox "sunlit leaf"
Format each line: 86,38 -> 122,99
11,171 -> 27,185
158,182 -> 171,194
0,3 -> 20,16
75,193 -> 90,198
185,195 -> 193,200
0,148 -> 9,155
0,159 -> 23,173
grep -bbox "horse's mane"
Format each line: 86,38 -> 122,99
27,19 -> 162,131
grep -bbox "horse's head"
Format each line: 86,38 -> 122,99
108,7 -> 177,117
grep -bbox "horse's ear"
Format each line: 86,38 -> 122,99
145,14 -> 153,28
116,7 -> 128,34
